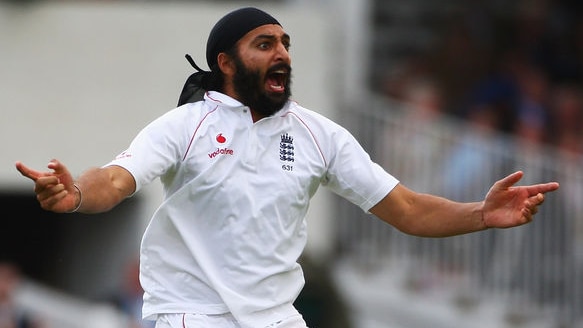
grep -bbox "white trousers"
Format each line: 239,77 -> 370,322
154,313 -> 309,328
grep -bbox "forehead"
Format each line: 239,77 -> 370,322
239,24 -> 289,43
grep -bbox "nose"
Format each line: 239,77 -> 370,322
274,42 -> 290,63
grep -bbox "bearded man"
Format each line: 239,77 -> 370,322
15,7 -> 559,328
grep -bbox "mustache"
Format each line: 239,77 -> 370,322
267,63 -> 292,74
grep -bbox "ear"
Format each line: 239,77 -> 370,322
217,53 -> 235,76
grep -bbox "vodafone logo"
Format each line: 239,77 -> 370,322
208,147 -> 234,158
216,133 -> 226,143
208,133 -> 234,158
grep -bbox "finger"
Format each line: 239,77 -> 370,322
526,197 -> 540,214
534,192 -> 545,205
15,161 -> 43,181
35,175 -> 61,191
47,159 -> 73,183
522,195 -> 542,220
521,208 -> 532,222
496,171 -> 524,189
47,159 -> 61,171
37,182 -> 66,201
525,182 -> 560,196
38,187 -> 67,211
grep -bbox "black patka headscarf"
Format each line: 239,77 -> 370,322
178,7 -> 281,106
206,7 -> 281,69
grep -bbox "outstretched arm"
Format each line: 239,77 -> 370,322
15,159 -> 135,214
370,171 -> 560,237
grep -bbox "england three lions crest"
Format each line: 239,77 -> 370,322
279,133 -> 294,162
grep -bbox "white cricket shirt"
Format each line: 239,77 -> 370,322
106,91 -> 399,328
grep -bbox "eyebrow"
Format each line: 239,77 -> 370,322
254,33 -> 291,43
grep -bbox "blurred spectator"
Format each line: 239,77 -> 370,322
460,49 -> 521,134
513,62 -> 552,140
378,77 -> 447,193
440,101 -> 508,201
427,12 -> 490,116
378,0 -> 583,157
293,255 -> 352,328
0,261 -> 44,328
401,77 -> 444,121
107,259 -> 154,328
381,54 -> 434,103
548,83 -> 583,158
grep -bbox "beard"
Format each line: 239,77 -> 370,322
232,55 -> 292,117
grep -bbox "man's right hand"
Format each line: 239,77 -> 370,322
15,159 -> 79,213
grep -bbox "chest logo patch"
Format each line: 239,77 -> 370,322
208,133 -> 234,159
280,133 -> 295,162
216,133 -> 226,143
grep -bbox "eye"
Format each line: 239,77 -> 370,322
258,42 -> 271,50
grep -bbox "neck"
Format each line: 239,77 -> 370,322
250,110 -> 267,123
221,87 -> 263,122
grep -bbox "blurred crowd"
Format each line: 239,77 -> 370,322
0,261 -> 44,328
380,0 -> 583,159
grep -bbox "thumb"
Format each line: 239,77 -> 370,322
47,159 -> 74,185
47,159 -> 66,173
496,171 -> 524,190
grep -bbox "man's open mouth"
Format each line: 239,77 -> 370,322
265,66 -> 290,93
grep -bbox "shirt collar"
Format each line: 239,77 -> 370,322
204,91 -> 244,107
204,90 -> 293,116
